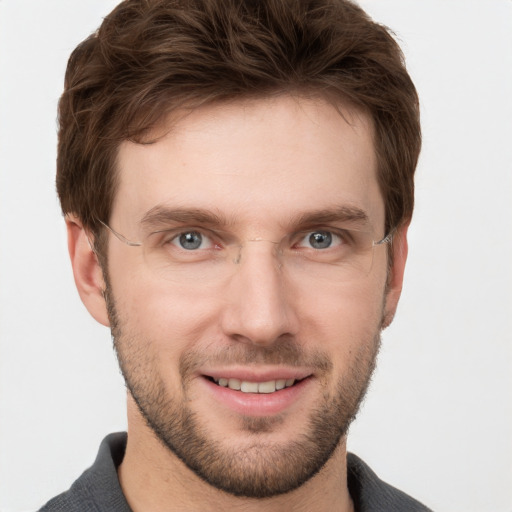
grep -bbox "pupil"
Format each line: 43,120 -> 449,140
179,232 -> 202,250
310,231 -> 331,249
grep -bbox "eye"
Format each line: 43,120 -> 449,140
298,230 -> 342,250
171,231 -> 213,250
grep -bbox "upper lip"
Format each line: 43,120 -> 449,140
200,367 -> 313,382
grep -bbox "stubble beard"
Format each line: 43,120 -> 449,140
105,286 -> 381,499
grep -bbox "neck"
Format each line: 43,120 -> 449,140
118,402 -> 354,512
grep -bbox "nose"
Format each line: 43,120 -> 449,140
220,241 -> 298,346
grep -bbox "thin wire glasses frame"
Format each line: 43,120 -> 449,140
97,218 -> 394,282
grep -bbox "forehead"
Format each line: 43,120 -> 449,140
112,95 -> 383,233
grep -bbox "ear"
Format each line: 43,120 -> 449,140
382,223 -> 409,329
66,215 -> 110,327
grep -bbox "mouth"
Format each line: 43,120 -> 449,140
200,371 -> 314,416
207,376 -> 302,394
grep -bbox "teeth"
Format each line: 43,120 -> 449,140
258,381 -> 276,394
228,378 -> 241,390
213,377 -> 296,393
241,381 -> 259,393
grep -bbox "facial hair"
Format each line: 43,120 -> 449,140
105,285 -> 381,498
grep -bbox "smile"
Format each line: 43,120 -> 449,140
201,372 -> 313,416
212,377 -> 297,394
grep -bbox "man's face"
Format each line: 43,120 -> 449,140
104,96 -> 396,497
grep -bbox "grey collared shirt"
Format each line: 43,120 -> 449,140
39,432 -> 432,511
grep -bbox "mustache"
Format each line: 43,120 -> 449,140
180,337 -> 333,376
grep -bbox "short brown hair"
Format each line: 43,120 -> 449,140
57,0 -> 421,238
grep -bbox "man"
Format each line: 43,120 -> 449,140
40,0 -> 429,510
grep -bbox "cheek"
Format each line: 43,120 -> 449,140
112,275 -> 221,352
296,277 -> 386,369
300,272 -> 386,323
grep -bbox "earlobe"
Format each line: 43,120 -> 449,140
66,216 -> 110,327
382,224 -> 409,329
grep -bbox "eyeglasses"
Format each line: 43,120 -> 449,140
99,220 -> 393,284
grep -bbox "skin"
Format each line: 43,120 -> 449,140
67,95 -> 408,512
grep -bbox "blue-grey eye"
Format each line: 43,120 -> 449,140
308,231 -> 332,249
179,231 -> 203,250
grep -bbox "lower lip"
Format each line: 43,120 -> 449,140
199,376 -> 312,417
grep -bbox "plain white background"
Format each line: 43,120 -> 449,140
0,1 -> 511,511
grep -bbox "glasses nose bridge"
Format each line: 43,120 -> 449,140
231,237 -> 282,265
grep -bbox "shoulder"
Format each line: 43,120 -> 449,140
347,453 -> 433,512
38,433 -> 131,512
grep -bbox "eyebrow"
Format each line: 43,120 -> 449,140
140,204 -> 371,232
292,206 -> 370,230
140,206 -> 230,231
